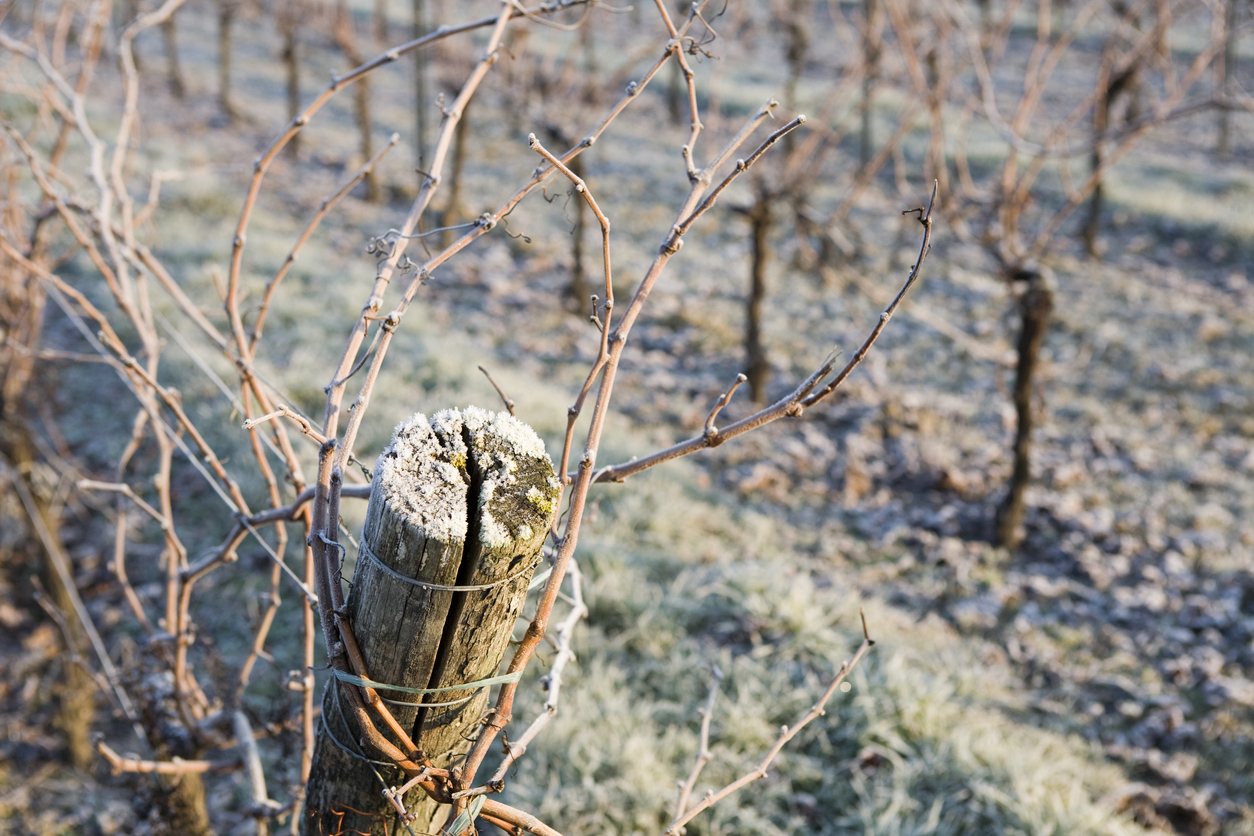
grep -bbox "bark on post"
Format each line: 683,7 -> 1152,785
303,408 -> 559,836
995,269 -> 1053,549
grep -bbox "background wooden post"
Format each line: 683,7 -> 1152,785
304,408 -> 560,836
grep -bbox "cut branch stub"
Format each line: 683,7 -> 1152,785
304,407 -> 559,836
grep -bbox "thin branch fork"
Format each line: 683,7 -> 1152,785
248,484 -> 372,526
672,115 -> 807,241
673,664 -> 724,825
590,181 -> 937,485
242,406 -> 328,445
174,483 -> 371,595
96,740 -> 234,775
529,134 -> 615,321
653,0 -> 710,180
78,479 -> 169,530
704,374 -> 747,438
478,365 -> 517,416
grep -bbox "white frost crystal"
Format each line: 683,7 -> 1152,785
455,405 -> 549,462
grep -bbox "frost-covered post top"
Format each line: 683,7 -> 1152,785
371,405 -> 560,555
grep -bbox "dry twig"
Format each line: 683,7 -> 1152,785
664,613 -> 876,836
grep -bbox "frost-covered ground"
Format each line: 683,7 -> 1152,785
2,1 -> 1253,834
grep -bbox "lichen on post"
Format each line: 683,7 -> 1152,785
303,407 -> 560,836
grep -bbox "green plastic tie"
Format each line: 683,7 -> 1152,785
327,667 -> 523,708
443,794 -> 485,836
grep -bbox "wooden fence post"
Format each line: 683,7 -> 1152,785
304,407 -> 560,836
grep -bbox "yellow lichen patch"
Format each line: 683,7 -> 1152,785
526,485 -> 556,517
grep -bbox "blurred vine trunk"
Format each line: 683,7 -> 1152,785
6,434 -> 96,772
440,97 -> 471,244
667,59 -> 683,124
375,0 -> 388,44
782,0 -> 810,156
413,0 -> 428,175
1081,95 -> 1108,256
1053,0 -> 1070,32
996,268 -> 1054,549
581,12 -> 598,104
131,651 -> 215,836
279,0 -> 301,158
924,45 -> 950,199
0,201 -> 94,771
860,0 -> 882,166
544,124 -> 589,308
162,14 -> 185,98
1082,4 -> 1142,257
743,177 -> 773,404
217,0 -> 237,120
1217,0 -> 1241,155
567,151 -> 588,306
335,0 -> 379,202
